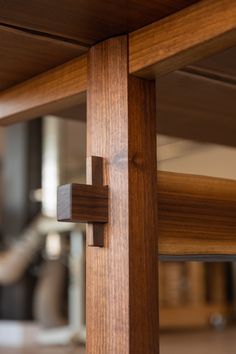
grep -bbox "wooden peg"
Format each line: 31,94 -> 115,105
57,156 -> 108,247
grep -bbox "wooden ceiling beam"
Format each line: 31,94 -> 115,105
0,0 -> 236,125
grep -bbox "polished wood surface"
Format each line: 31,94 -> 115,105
86,36 -> 159,353
2,47 -> 236,139
59,170 -> 236,256
129,0 -> 236,77
0,24 -> 85,91
0,0 -> 198,45
86,156 -> 106,247
0,55 -> 87,125
158,171 -> 236,256
1,0 -> 236,125
0,0 -> 198,92
57,183 -> 108,223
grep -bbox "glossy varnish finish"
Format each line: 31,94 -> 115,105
86,36 -> 159,353
57,183 -> 108,223
0,24 -> 86,91
158,172 -> 236,255
129,0 -> 236,77
58,170 -> 236,256
0,55 -> 87,125
0,0 -> 199,92
1,0 -> 236,125
0,0 -> 198,45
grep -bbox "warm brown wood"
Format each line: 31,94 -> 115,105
58,156 -> 107,247
208,263 -> 226,304
158,171 -> 236,256
0,0 -> 198,45
57,183 -> 108,223
1,0 -> 236,125
186,263 -> 205,305
0,0 -> 199,92
0,24 -> 86,91
86,36 -> 159,353
160,304 -> 231,329
157,70 -> 236,147
129,0 -> 236,77
86,156 -> 103,186
58,170 -> 236,256
86,156 -> 106,247
0,55 -> 87,125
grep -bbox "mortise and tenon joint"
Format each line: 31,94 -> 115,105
57,156 -> 108,247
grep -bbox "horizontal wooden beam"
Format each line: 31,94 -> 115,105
0,0 -> 236,124
160,304 -> 231,329
58,170 -> 236,256
158,171 -> 236,256
0,55 -> 87,125
129,0 -> 236,77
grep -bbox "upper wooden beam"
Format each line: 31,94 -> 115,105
0,0 -> 236,124
0,55 -> 87,125
129,0 -> 236,77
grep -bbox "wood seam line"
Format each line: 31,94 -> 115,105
0,21 -> 89,49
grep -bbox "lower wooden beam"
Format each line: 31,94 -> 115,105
160,304 -> 231,329
58,171 -> 236,257
158,171 -> 236,256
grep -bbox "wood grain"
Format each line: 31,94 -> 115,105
57,183 -> 108,223
1,0 -> 236,125
158,171 -> 236,256
0,0 -> 198,92
0,24 -> 86,91
0,55 -> 87,125
157,70 -> 236,147
86,156 -> 106,247
0,0 -> 198,45
86,36 -> 159,353
129,0 -> 236,77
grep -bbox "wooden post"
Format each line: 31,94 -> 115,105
86,35 -> 159,353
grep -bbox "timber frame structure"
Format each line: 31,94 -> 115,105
0,0 -> 236,352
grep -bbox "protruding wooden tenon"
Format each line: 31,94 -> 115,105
57,156 -> 108,247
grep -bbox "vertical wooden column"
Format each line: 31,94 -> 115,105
87,35 -> 159,354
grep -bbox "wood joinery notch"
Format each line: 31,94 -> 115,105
57,156 -> 108,247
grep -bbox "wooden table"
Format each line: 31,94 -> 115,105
0,1 -> 236,353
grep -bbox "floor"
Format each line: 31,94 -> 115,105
0,328 -> 236,353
